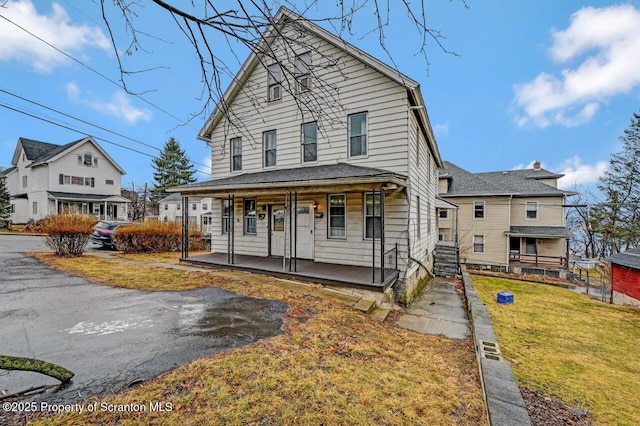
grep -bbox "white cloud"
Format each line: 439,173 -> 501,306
66,82 -> 152,125
556,156 -> 607,189
0,0 -> 110,72
513,5 -> 640,127
433,122 -> 450,137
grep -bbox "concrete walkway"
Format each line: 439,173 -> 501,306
395,278 -> 470,340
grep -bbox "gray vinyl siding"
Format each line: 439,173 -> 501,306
208,26 -> 410,179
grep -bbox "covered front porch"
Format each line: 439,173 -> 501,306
182,252 -> 399,290
48,191 -> 129,220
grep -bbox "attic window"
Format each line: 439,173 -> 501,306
267,63 -> 282,101
295,52 -> 311,93
84,153 -> 93,166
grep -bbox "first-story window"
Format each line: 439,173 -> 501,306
473,235 -> 485,253
328,194 -> 346,238
192,203 -> 197,211
526,201 -> 538,220
222,199 -> 232,234
439,209 -> 448,219
244,199 -> 256,235
525,238 -> 537,255
164,204 -> 168,210
263,130 -> 277,167
32,202 -> 37,215
474,201 -> 485,219
364,192 -> 382,239
302,122 -> 317,162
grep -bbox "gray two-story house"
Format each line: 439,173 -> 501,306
173,7 -> 443,303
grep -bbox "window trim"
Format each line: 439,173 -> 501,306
295,51 -> 311,93
525,201 -> 538,220
263,130 -> 277,168
243,198 -> 257,235
301,121 -> 318,163
267,63 -> 282,102
348,112 -> 368,158
474,201 -> 485,220
364,192 -> 382,240
231,137 -> 242,172
328,193 -> 347,239
473,235 -> 485,254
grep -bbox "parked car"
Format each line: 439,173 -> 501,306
91,220 -> 131,249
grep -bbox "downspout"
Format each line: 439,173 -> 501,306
506,195 -> 513,269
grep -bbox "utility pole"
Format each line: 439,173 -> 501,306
143,183 -> 148,222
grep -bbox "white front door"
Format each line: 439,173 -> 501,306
295,204 -> 314,260
271,205 -> 285,256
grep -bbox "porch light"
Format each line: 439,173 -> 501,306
312,201 -> 318,210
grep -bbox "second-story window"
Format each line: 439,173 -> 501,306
22,175 -> 27,188
295,52 -> 311,93
267,63 -> 282,101
302,122 -> 317,163
263,130 -> 277,167
348,112 -> 368,157
231,137 -> 242,171
192,203 -> 197,211
526,201 -> 538,220
474,201 -> 485,219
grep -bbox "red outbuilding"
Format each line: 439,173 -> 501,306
607,248 -> 640,307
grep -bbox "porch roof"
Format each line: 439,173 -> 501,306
168,163 -> 407,196
506,226 -> 571,238
48,192 -> 130,203
607,248 -> 640,270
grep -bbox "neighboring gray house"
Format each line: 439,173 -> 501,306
171,7 -> 443,303
2,136 -> 129,223
438,161 -> 576,271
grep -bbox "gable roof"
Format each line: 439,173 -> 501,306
607,248 -> 640,270
11,136 -> 126,174
197,6 -> 441,167
439,161 -> 576,197
0,166 -> 17,177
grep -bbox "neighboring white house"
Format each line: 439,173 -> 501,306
171,7 -> 443,302
159,193 -> 214,234
1,136 -> 129,223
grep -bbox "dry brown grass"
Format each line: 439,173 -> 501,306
29,254 -> 486,425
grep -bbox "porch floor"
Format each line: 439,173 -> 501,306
181,252 -> 399,291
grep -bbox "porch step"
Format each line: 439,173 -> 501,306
353,297 -> 376,314
369,307 -> 392,321
434,244 -> 459,278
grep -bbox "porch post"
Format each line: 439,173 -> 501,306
283,192 -> 288,272
227,195 -> 231,264
182,196 -> 189,259
294,191 -> 298,272
372,190 -> 376,282
380,187 -> 385,284
104,201 -> 107,219
231,195 -> 235,264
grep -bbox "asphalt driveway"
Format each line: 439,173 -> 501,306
0,235 -> 288,405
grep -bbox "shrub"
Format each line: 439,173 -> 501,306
40,215 -> 97,257
113,221 -> 204,253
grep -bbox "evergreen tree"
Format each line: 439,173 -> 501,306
151,137 -> 197,196
0,173 -> 11,225
593,110 -> 640,254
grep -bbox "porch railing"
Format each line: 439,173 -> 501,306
509,252 -> 569,268
383,243 -> 398,272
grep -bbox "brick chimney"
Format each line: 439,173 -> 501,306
533,160 -> 541,170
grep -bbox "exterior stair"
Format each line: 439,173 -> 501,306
434,243 -> 459,277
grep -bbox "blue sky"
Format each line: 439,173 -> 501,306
2,0 -> 640,194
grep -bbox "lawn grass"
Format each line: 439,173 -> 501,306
472,275 -> 640,426
27,254 -> 486,425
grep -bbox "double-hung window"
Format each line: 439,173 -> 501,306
474,201 -> 485,219
243,199 -> 257,235
267,64 -> 282,101
222,199 -> 232,234
231,137 -> 242,171
526,201 -> 538,220
295,52 -> 311,92
473,235 -> 485,253
328,194 -> 346,238
263,130 -> 277,167
364,193 -> 382,239
348,112 -> 367,157
301,122 -> 317,162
